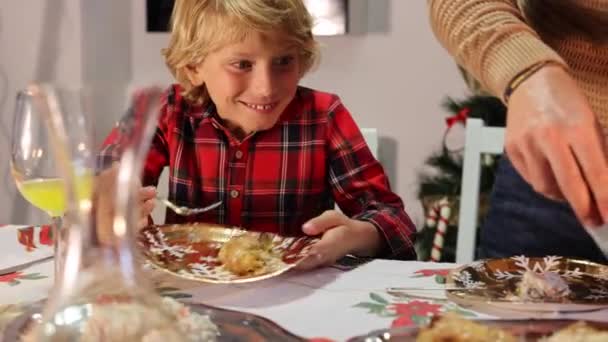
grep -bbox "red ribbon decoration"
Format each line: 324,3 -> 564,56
445,108 -> 470,128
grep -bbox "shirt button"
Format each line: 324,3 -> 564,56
235,150 -> 243,159
230,189 -> 240,198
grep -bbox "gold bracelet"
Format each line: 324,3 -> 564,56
503,61 -> 562,103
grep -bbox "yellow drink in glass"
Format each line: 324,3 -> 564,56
15,173 -> 94,217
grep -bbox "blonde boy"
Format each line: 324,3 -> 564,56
100,0 -> 416,268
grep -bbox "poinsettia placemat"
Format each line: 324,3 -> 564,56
1,225 -> 53,275
152,260 -> 473,340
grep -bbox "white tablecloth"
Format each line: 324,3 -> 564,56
3,224 -> 608,341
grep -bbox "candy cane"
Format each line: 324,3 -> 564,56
425,201 -> 439,228
430,197 -> 451,262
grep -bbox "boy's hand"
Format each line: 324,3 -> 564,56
295,210 -> 382,270
138,186 -> 157,229
94,164 -> 157,245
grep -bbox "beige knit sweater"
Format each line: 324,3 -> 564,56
428,0 -> 608,129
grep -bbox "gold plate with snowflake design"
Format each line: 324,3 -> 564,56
446,256 -> 608,312
138,223 -> 317,284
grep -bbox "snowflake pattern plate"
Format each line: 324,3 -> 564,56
446,256 -> 608,312
138,223 -> 317,284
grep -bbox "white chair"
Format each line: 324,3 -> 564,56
456,118 -> 505,264
151,166 -> 170,223
361,128 -> 379,158
151,128 -> 380,223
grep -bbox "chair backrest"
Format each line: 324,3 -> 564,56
151,167 -> 169,223
361,128 -> 379,158
456,118 -> 505,264
151,128 -> 380,223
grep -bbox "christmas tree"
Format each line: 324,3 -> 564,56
415,95 -> 506,262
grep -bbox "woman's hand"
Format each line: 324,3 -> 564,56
506,64 -> 608,227
295,210 -> 382,270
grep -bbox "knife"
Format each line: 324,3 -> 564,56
0,256 -> 53,275
584,225 -> 608,258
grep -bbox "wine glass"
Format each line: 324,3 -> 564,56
10,85 -> 94,278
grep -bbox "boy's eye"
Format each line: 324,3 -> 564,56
232,60 -> 252,70
273,55 -> 294,67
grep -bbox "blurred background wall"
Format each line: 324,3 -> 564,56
0,0 -> 468,228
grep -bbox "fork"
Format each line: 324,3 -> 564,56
156,196 -> 222,216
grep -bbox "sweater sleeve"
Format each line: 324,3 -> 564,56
427,0 -> 567,98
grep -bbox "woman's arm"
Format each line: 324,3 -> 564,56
428,0 -> 566,99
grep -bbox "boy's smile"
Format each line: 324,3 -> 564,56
240,100 -> 280,114
186,31 -> 303,139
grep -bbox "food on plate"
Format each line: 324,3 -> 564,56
415,314 -> 608,341
21,296 -> 219,342
543,321 -> 608,341
218,234 -> 276,276
516,270 -> 571,301
416,313 -> 516,342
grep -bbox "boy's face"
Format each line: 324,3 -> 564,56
187,31 -> 303,137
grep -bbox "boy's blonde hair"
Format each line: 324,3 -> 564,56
162,0 -> 320,104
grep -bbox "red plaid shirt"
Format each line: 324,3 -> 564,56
99,85 -> 416,259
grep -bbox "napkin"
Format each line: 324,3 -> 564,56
0,225 -> 53,275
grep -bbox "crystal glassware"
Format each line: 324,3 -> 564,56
24,85 -> 195,341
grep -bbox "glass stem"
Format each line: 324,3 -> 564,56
51,215 -> 63,282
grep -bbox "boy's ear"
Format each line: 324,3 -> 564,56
184,64 -> 204,87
